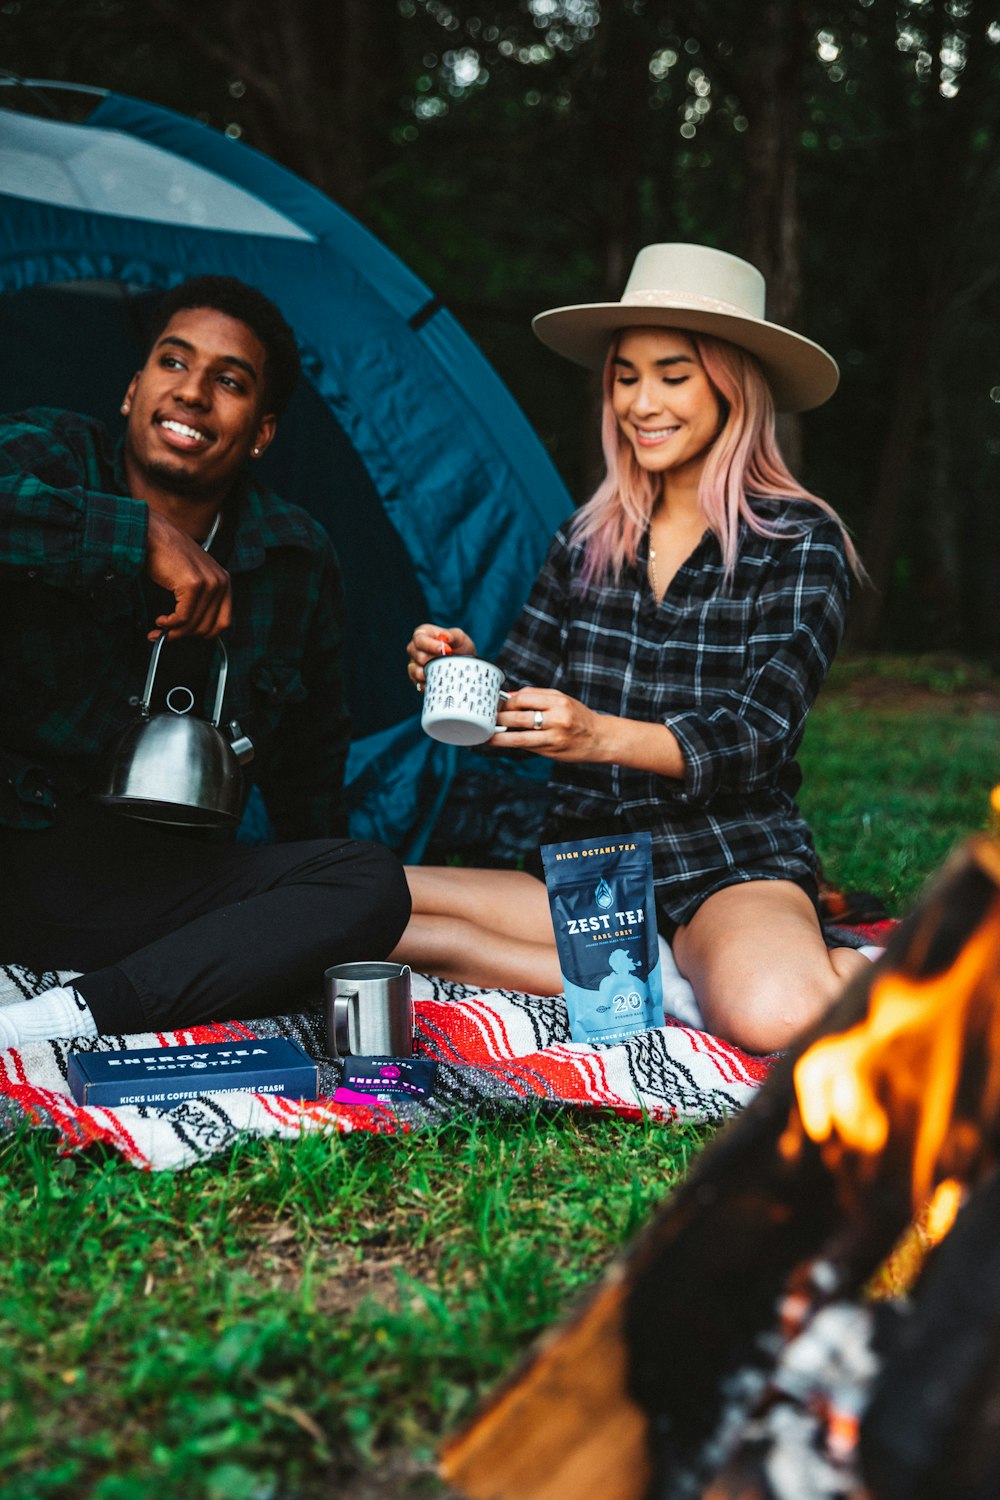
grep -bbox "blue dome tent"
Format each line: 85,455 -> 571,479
0,80 -> 572,856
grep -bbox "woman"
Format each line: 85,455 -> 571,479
395,243 -> 867,1054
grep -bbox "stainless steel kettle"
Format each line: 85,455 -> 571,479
97,635 -> 254,827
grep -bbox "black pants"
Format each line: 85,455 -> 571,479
0,792 -> 411,1034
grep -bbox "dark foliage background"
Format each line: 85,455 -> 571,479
4,0 -> 1000,654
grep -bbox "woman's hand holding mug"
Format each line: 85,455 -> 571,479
409,624 -> 516,747
406,623 -> 478,692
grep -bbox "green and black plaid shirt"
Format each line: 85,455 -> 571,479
0,408 -> 350,838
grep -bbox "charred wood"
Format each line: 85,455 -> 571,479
861,1163 -> 1000,1499
628,843 -> 1000,1497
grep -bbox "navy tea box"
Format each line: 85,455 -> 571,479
67,1037 -> 319,1108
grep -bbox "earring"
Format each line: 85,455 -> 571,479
121,401 -> 130,415
251,447 -> 261,457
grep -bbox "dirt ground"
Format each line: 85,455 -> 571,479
821,656 -> 1000,713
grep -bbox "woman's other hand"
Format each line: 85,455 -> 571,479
495,687 -> 608,761
406,623 -> 478,692
496,687 -> 686,778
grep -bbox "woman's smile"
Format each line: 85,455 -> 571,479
632,424 -> 681,447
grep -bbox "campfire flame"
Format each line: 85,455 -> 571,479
865,1178 -> 965,1301
924,1176 -> 963,1243
786,901 -> 1000,1217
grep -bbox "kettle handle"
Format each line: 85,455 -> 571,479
208,640 -> 229,728
140,634 -> 230,726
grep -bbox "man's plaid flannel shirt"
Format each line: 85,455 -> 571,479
0,409 -> 350,839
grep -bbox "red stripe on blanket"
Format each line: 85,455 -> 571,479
677,1021 -> 771,1086
0,1071 -> 153,1167
415,999 -> 521,1063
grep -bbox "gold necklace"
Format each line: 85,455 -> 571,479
648,545 -> 659,597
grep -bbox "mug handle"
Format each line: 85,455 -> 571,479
492,689 -> 511,733
332,988 -> 357,1057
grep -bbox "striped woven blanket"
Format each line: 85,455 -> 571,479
0,927 -> 890,1171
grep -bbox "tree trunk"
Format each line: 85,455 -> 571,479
739,0 -> 806,472
595,5 -> 650,297
846,304 -> 935,648
580,6 -> 656,484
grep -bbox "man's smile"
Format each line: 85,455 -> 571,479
155,415 -> 213,449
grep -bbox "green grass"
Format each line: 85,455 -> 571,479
3,657 -> 998,1498
1,1113 -> 705,1500
799,656 -> 999,913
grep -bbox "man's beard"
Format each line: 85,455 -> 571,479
141,454 -> 215,498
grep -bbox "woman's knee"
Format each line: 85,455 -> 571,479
699,963 -> 843,1054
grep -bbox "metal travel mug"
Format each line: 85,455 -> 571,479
324,961 -> 414,1059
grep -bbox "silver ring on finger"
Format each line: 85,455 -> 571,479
533,710 -> 544,730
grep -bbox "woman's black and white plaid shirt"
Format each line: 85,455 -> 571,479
498,497 -> 851,930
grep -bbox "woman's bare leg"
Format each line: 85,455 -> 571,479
671,880 -> 868,1055
402,865 -> 557,941
390,865 -> 562,994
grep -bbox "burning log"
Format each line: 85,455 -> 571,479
440,837 -> 1000,1500
861,1162 -> 1000,1500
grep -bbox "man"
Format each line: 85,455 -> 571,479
0,275 -> 410,1047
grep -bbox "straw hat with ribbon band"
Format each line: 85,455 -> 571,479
531,243 -> 839,414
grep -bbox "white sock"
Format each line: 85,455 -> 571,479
0,985 -> 99,1050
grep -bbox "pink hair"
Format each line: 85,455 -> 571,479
568,330 -> 863,590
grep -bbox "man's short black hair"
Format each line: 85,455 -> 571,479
146,275 -> 301,416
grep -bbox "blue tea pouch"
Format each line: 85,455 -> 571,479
541,831 -> 664,1046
